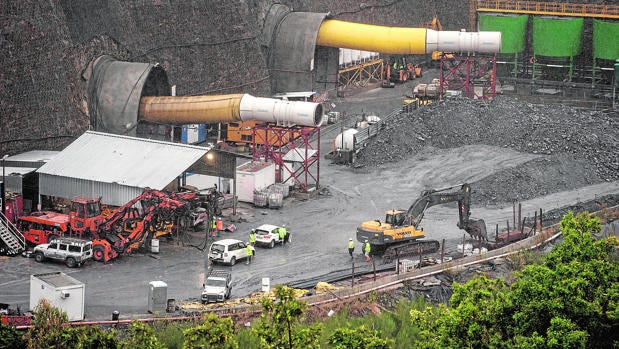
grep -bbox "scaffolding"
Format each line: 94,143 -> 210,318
337,59 -> 383,92
439,55 -> 497,100
251,125 -> 320,193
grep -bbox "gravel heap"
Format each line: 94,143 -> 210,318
355,96 -> 619,205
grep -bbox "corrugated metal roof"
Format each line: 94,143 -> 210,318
37,130 -> 213,195
32,272 -> 84,288
3,166 -> 37,176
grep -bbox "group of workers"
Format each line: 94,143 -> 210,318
245,225 -> 289,265
348,238 -> 371,262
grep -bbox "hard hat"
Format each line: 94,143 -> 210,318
251,229 -> 255,232
282,224 -> 286,227
349,238 -> 353,240
365,239 -> 368,242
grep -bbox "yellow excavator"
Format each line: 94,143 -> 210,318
356,183 -> 487,260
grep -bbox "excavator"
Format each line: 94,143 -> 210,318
382,57 -> 422,87
356,183 -> 487,261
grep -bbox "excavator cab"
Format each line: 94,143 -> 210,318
385,209 -> 407,226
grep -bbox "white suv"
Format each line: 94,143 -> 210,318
254,224 -> 283,248
208,239 -> 249,266
33,237 -> 93,268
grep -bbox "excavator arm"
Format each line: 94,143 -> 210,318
406,183 -> 487,240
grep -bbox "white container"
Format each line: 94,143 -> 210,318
148,281 -> 167,314
236,161 -> 276,203
398,259 -> 415,273
262,278 -> 270,292
332,129 -> 358,152
30,272 -> 85,321
151,239 -> 159,253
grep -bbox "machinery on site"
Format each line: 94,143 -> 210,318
90,186 -> 222,262
19,196 -> 104,246
91,190 -> 188,262
382,57 -> 422,87
17,187 -> 222,262
356,183 -> 487,261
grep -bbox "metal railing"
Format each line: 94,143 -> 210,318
476,0 -> 619,19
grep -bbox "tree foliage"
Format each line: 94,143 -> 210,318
183,313 -> 238,349
252,284 -> 321,348
0,322 -> 26,349
327,325 -> 393,349
119,319 -> 164,349
411,211 -> 619,348
23,299 -> 70,349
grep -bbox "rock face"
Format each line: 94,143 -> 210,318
354,96 -> 619,206
1,0 -> 607,155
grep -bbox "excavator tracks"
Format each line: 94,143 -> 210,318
380,239 -> 440,264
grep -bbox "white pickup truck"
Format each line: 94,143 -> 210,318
201,270 -> 232,303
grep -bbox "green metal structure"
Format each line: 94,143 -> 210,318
479,14 -> 528,74
532,17 -> 583,80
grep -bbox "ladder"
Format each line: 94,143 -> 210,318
0,212 -> 25,256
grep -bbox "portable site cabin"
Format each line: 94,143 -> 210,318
30,272 -> 85,321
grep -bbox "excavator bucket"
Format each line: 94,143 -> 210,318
467,218 -> 488,241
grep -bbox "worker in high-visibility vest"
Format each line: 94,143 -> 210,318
348,238 -> 355,258
249,229 -> 256,246
210,216 -> 217,237
278,225 -> 287,246
245,243 -> 253,265
364,240 -> 371,262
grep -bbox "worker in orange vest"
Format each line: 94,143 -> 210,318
216,217 -> 223,235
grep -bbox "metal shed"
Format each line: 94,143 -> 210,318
36,131 -> 214,207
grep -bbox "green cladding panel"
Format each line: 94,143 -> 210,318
479,14 -> 528,54
593,20 -> 619,60
533,17 -> 583,57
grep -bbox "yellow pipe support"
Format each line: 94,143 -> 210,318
139,94 -> 243,125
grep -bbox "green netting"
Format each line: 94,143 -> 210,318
479,14 -> 528,54
533,17 -> 583,57
593,20 -> 619,60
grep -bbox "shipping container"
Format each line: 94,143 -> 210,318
30,272 -> 85,321
236,161 -> 275,203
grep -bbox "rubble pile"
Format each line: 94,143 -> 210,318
355,96 -> 619,205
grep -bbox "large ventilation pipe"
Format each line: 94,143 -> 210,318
139,94 -> 323,127
263,4 -> 501,93
316,19 -> 501,54
87,56 -> 323,137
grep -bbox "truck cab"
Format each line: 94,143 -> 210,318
201,270 -> 232,303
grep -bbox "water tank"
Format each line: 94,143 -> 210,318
333,128 -> 358,151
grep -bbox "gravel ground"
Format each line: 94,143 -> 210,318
353,96 -> 619,207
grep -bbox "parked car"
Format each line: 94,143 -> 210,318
208,239 -> 250,266
201,269 -> 232,303
33,237 -> 93,268
254,224 -> 285,248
